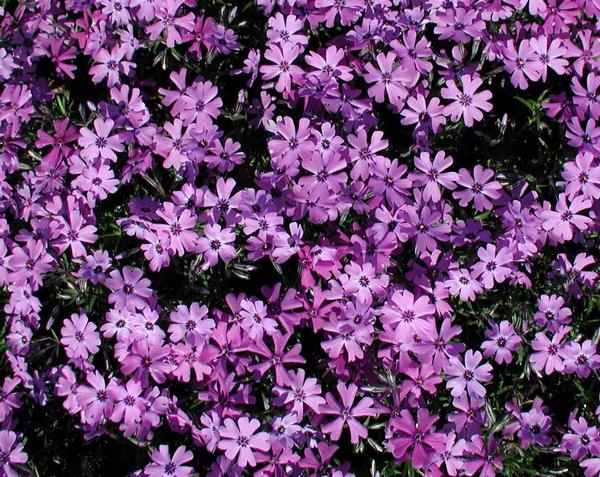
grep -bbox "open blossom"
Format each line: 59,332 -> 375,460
388,409 -> 446,469
503,39 -> 543,89
60,312 -> 101,360
217,416 -> 270,467
481,321 -> 522,364
454,165 -> 502,211
445,350 -> 493,397
1,0 -> 600,475
0,430 -> 28,477
78,118 -> 124,162
530,327 -> 571,375
260,44 -> 304,94
320,382 -> 378,444
441,74 -> 493,127
412,151 -> 459,202
541,193 -> 593,242
446,268 -> 483,302
197,224 -> 236,266
105,266 -> 153,311
364,52 -> 413,106
471,244 -> 513,289
144,445 -> 194,477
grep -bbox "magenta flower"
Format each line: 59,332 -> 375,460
463,435 -> 503,477
78,118 -> 124,162
341,261 -> 388,306
541,193 -> 592,243
0,377 -> 21,422
533,294 -> 572,332
144,445 -> 194,477
239,298 -> 278,340
562,340 -> 600,378
441,74 -> 493,127
146,0 -> 195,48
260,44 -> 304,94
89,45 -> 134,87
60,312 -> 101,360
503,39 -> 543,89
105,266 -> 153,311
446,268 -> 483,302
217,416 -> 270,467
400,94 -> 447,133
388,409 -> 446,469
181,80 -> 223,125
168,302 -> 214,346
445,349 -> 493,397
471,244 -> 513,289
272,369 -> 325,420
454,165 -> 503,211
197,224 -> 236,266
562,416 -> 600,461
481,320 -> 522,364
108,379 -> 146,430
154,202 -> 198,256
364,52 -> 412,106
530,327 -> 570,375
561,152 -> 600,200
412,151 -> 459,202
320,382 -> 378,444
76,371 -> 116,423
0,430 -> 28,477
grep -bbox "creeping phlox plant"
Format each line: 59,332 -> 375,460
0,0 -> 599,475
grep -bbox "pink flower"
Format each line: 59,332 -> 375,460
217,416 -> 270,467
0,430 -> 28,477
441,74 -> 493,127
445,349 -> 493,397
105,266 -> 153,311
388,409 -> 446,469
78,118 -> 124,162
145,445 -> 194,477
197,224 -> 236,266
60,312 -> 101,360
320,382 -> 378,444
412,151 -> 459,202
541,193 -> 592,243
530,327 -> 570,375
260,44 -> 304,94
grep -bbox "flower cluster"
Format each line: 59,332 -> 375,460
0,0 -> 599,476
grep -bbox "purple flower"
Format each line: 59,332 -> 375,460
445,349 -> 493,397
105,266 -> 153,311
60,312 -> 101,360
388,409 -> 446,469
412,151 -> 459,202
260,44 -> 304,95
78,118 -> 124,162
217,416 -> 270,467
0,430 -> 27,477
471,244 -> 513,289
533,294 -> 572,332
320,382 -> 378,444
146,0 -> 195,48
446,268 -> 484,302
197,224 -> 236,266
454,165 -> 503,211
481,320 -> 522,364
541,193 -> 592,243
144,445 -> 194,477
530,326 -> 570,375
441,74 -> 493,127
272,369 -> 325,420
562,415 -> 600,461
